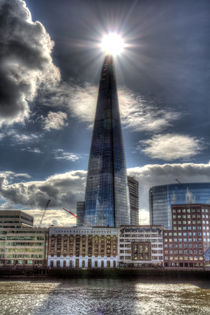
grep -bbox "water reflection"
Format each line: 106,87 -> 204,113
0,279 -> 209,315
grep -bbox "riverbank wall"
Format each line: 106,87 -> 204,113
0,268 -> 210,280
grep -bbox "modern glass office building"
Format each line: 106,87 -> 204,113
128,176 -> 139,225
150,183 -> 210,229
84,56 -> 130,227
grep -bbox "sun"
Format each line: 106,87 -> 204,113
100,32 -> 125,56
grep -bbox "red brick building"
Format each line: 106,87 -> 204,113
164,204 -> 210,268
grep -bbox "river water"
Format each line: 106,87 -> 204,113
0,279 -> 210,315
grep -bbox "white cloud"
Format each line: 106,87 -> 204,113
0,171 -> 31,187
118,89 -> 180,132
54,149 -> 80,162
13,133 -> 40,144
21,147 -> 42,153
27,209 -> 76,227
39,83 -> 179,132
42,111 -> 68,131
139,209 -> 150,225
0,0 -> 60,127
140,133 -> 203,160
0,129 -> 41,144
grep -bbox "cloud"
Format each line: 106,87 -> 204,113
21,147 -> 42,153
0,171 -> 31,187
1,163 -> 210,225
12,133 -> 40,144
140,134 -> 203,160
27,209 -> 76,227
0,170 -> 86,210
0,129 -> 41,144
139,209 -> 150,225
54,149 -> 80,162
42,111 -> 68,131
39,82 -> 179,132
118,89 -> 180,132
0,0 -> 60,127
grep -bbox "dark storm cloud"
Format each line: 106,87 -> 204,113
0,0 -> 59,126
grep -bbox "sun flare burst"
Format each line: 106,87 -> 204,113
100,32 -> 125,56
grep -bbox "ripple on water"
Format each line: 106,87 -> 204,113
0,280 -> 209,315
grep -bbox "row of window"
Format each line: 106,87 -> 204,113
172,209 -> 209,213
173,220 -> 209,225
165,250 -> 203,255
173,226 -> 209,230
164,232 -> 208,236
165,256 -> 203,261
119,256 -> 163,260
165,238 -> 203,242
172,214 -> 208,219
164,243 -> 202,248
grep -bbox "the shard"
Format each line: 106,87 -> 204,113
84,55 -> 130,227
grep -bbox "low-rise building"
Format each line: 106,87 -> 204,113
0,210 -> 48,268
48,226 -> 119,268
119,225 -> 164,267
164,204 -> 210,268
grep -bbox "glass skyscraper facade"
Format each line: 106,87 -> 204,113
150,183 -> 210,229
128,176 -> 139,225
84,56 -> 130,227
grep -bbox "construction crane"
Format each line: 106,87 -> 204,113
39,199 -> 51,226
63,208 -> 90,227
63,208 -> 77,218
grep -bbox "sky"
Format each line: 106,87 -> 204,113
0,0 -> 210,226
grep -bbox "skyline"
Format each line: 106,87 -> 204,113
0,0 -> 210,226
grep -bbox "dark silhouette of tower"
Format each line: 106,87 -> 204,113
84,56 -> 130,227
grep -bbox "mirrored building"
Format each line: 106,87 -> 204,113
150,183 -> 210,229
84,56 -> 130,227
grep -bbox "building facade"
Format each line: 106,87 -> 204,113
163,204 -> 210,268
150,183 -> 210,229
0,211 -> 48,267
48,227 -> 119,268
128,176 -> 139,225
119,226 -> 164,267
84,55 -> 130,227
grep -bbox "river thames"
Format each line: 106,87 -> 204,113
0,279 -> 210,315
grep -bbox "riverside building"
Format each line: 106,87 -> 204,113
0,210 -> 48,267
119,226 -> 164,267
84,55 -> 130,227
150,183 -> 210,229
163,204 -> 210,268
48,226 -> 119,268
